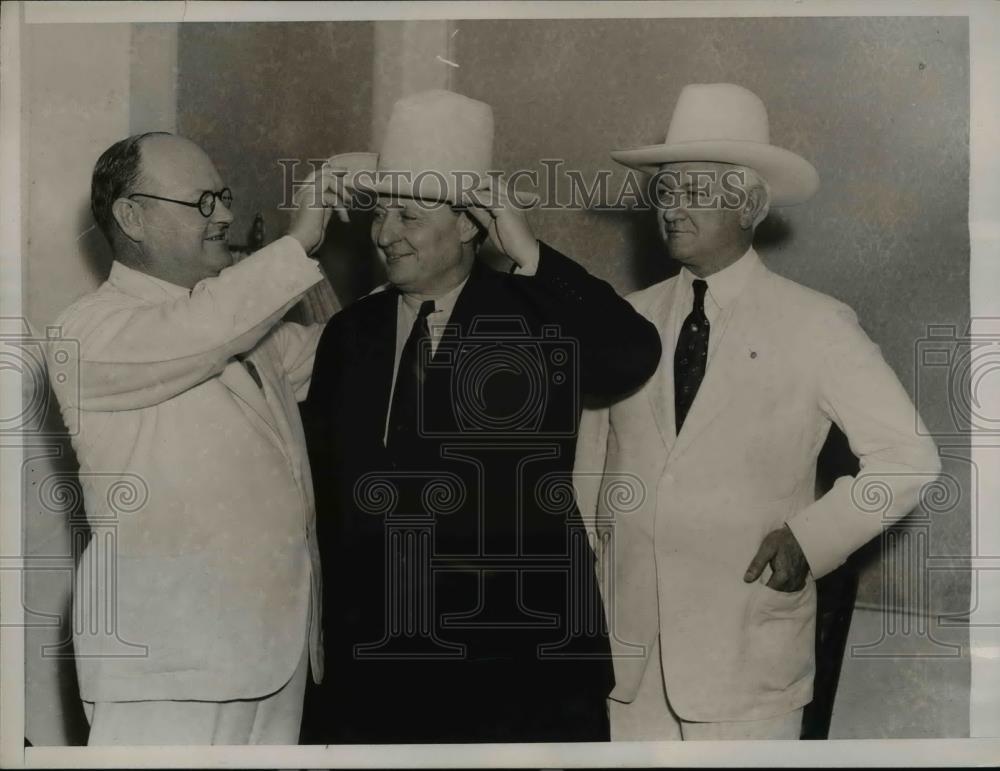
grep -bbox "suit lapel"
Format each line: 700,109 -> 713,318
219,357 -> 284,445
439,260 -> 491,335
645,279 -> 681,453
668,259 -> 769,462
428,261 -> 495,371
363,289 -> 402,444
247,342 -> 308,469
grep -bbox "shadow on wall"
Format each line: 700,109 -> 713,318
316,209 -> 383,306
23,377 -> 90,746
755,212 -> 793,253
76,201 -> 114,285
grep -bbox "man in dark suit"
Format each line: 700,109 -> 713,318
300,90 -> 661,744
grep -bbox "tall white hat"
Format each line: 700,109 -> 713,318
331,89 -> 534,205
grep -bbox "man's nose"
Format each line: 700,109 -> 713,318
663,205 -> 687,222
375,215 -> 399,248
212,196 -> 235,225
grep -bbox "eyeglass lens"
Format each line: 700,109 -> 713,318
198,188 -> 233,216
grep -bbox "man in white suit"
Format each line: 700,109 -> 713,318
575,83 -> 941,740
48,132 -> 344,744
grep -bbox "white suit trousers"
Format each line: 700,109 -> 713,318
84,643 -> 309,745
609,637 -> 803,741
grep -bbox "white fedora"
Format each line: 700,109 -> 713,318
611,83 -> 819,206
331,89 -> 536,206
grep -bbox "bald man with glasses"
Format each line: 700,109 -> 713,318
47,132 -> 344,744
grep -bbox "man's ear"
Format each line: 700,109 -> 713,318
111,198 -> 144,243
740,185 -> 767,230
456,210 -> 483,246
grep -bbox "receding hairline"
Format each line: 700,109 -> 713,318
135,134 -> 222,196
137,134 -> 215,170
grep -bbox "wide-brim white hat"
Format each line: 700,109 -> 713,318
331,89 -> 537,207
611,83 -> 819,206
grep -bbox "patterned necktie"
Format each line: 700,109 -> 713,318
674,278 -> 710,433
387,299 -> 436,451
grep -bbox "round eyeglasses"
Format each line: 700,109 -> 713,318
128,188 -> 233,217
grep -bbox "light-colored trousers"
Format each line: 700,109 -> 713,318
609,637 -> 803,740
84,644 -> 309,745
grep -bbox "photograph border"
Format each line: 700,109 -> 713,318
2,0 -> 998,767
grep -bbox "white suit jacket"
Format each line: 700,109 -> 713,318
49,237 -> 326,703
575,254 -> 941,722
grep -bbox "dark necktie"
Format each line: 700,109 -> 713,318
674,278 -> 709,433
386,299 -> 436,452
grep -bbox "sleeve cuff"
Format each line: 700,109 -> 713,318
261,235 -> 326,293
508,240 -> 541,277
784,478 -> 854,580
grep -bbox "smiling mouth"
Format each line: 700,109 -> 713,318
204,227 -> 229,242
386,253 -> 413,263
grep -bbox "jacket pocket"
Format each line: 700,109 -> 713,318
746,581 -> 816,694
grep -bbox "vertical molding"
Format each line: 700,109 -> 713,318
969,2 -> 1000,739
0,1 -> 26,764
371,20 -> 455,150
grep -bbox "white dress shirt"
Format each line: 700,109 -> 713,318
383,277 -> 469,442
667,247 -> 761,367
379,253 -> 538,442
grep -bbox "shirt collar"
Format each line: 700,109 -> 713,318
679,247 -> 760,310
108,260 -> 192,302
400,276 -> 469,318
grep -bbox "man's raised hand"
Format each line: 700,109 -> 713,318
463,186 -> 540,274
287,164 -> 350,256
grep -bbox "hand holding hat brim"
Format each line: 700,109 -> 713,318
286,164 -> 351,253
462,186 -> 540,272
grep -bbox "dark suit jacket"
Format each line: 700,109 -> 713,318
301,243 -> 661,742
